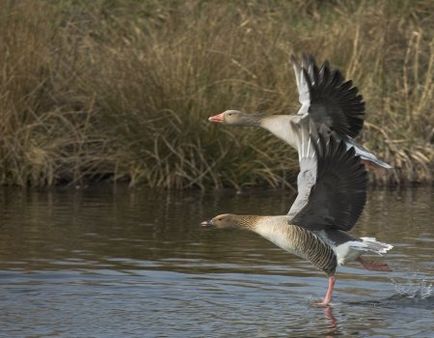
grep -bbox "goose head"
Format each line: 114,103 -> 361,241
201,213 -> 257,230
208,110 -> 264,127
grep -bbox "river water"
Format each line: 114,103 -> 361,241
0,187 -> 432,337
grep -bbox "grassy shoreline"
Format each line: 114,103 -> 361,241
0,0 -> 432,189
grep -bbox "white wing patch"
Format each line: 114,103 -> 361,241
291,57 -> 311,107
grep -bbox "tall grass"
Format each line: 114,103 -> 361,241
0,0 -> 432,189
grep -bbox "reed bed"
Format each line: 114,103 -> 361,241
0,0 -> 432,189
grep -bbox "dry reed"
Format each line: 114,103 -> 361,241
0,0 -> 432,188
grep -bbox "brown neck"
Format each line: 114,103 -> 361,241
231,215 -> 265,230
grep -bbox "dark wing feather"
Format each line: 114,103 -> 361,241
291,54 -> 365,138
287,121 -> 368,231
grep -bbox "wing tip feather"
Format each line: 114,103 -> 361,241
293,52 -> 366,138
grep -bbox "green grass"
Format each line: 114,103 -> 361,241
0,0 -> 432,189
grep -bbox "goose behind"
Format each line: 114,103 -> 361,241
208,54 -> 392,169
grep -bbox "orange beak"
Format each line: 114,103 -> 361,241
208,113 -> 224,123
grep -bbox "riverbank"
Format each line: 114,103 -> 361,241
0,0 -> 432,188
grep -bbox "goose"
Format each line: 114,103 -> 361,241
208,54 -> 391,169
201,119 -> 393,306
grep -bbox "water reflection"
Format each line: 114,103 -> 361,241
323,306 -> 337,337
0,186 -> 432,337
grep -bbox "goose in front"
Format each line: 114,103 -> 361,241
201,119 -> 393,306
208,54 -> 391,170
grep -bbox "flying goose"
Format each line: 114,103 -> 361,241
208,54 -> 391,169
201,119 -> 393,306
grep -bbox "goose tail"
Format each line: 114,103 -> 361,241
351,237 -> 394,255
344,137 -> 393,169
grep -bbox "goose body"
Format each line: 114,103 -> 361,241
251,216 -> 337,276
256,216 -> 392,268
208,54 -> 392,169
202,119 -> 393,305
260,115 -> 299,149
261,114 -> 391,168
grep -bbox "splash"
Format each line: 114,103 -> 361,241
347,275 -> 433,310
391,276 -> 432,300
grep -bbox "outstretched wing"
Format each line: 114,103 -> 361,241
291,54 -> 365,138
287,118 -> 367,231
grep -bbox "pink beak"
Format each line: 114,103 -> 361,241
200,219 -> 213,227
208,113 -> 224,123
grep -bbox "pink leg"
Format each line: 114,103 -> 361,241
314,275 -> 335,306
357,256 -> 392,272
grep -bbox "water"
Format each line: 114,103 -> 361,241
0,187 -> 432,337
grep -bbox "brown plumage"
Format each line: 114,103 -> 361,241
203,214 -> 337,276
289,224 -> 337,276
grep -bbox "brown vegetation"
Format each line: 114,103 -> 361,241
0,0 -> 433,188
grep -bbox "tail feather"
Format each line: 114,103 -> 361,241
351,237 -> 393,255
360,155 -> 393,169
344,137 -> 392,169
